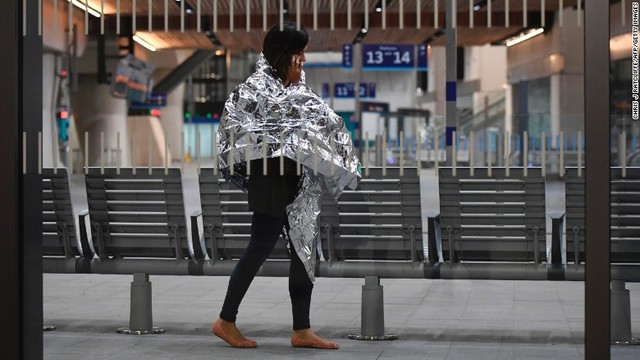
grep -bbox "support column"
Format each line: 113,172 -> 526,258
584,0 -> 610,358
347,276 -> 397,341
353,43 -> 362,156
0,0 -> 43,358
117,273 -> 165,335
445,0 -> 457,165
72,75 -> 130,167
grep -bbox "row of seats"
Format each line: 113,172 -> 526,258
43,165 -> 640,280
42,166 -> 424,276
433,166 -> 640,280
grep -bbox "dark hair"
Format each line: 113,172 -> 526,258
262,20 -> 309,82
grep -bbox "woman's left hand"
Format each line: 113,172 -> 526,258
286,55 -> 304,86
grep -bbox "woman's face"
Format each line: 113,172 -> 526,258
284,46 -> 307,87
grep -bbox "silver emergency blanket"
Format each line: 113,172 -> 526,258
217,54 -> 360,281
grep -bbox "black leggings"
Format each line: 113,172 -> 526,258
219,212 -> 314,330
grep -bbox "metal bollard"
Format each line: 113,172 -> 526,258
117,273 -> 165,335
611,280 -> 639,345
348,276 -> 397,340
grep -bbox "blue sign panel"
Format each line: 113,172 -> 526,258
362,44 -> 414,70
321,83 -> 330,98
342,44 -> 353,68
417,44 -> 428,71
329,83 -> 376,98
320,83 -> 377,98
368,83 -> 376,98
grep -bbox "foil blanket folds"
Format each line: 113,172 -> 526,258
217,54 -> 361,281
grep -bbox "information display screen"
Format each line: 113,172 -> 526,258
362,44 -> 414,70
322,82 -> 376,98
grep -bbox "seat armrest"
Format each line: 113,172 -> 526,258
78,209 -> 94,259
190,210 -> 206,260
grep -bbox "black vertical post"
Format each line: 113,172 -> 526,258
584,1 -> 610,359
0,0 -> 21,356
97,34 -> 108,84
0,0 -> 43,359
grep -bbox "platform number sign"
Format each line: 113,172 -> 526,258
362,44 -> 414,70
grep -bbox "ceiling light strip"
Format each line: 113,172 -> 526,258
263,0 -> 267,31
505,27 -> 543,46
69,0 -> 103,20
230,0 -> 234,32
541,0 -> 544,27
214,0 -> 218,32
181,0 -> 185,32
434,0 -> 438,28
505,0 -> 508,28
348,0 -> 352,30
297,0 -> 301,30
314,0 -> 318,30
559,0 -> 563,27
133,34 -> 157,51
469,0 -> 473,29
331,0 -> 335,31
133,0 -> 136,33
399,0 -> 403,29
416,0 -> 420,30
246,0 -> 250,31
280,0 -> 284,30
150,0 -> 153,32
523,0 -> 527,27
487,0 -> 491,28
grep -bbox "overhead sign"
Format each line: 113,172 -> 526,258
341,44 -> 428,71
342,44 -> 353,68
417,44 -> 428,71
363,44 -> 414,70
322,82 -> 376,98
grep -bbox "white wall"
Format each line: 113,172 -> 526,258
507,7 -> 585,136
42,0 -> 88,54
72,75 -> 130,166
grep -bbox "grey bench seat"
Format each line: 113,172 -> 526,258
42,168 -> 93,262
565,167 -> 640,266
437,167 -> 546,263
84,168 -> 195,262
319,167 -> 424,263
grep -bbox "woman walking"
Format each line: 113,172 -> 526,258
213,20 -> 360,350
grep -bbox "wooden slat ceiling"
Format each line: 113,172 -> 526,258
135,31 -> 217,49
73,0 -> 580,51
83,0 -> 579,15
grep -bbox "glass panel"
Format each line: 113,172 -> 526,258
611,1 -> 640,357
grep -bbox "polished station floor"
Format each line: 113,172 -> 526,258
44,275 -> 640,359
43,169 -> 640,359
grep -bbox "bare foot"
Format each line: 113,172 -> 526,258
212,318 -> 257,348
291,328 -> 339,349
